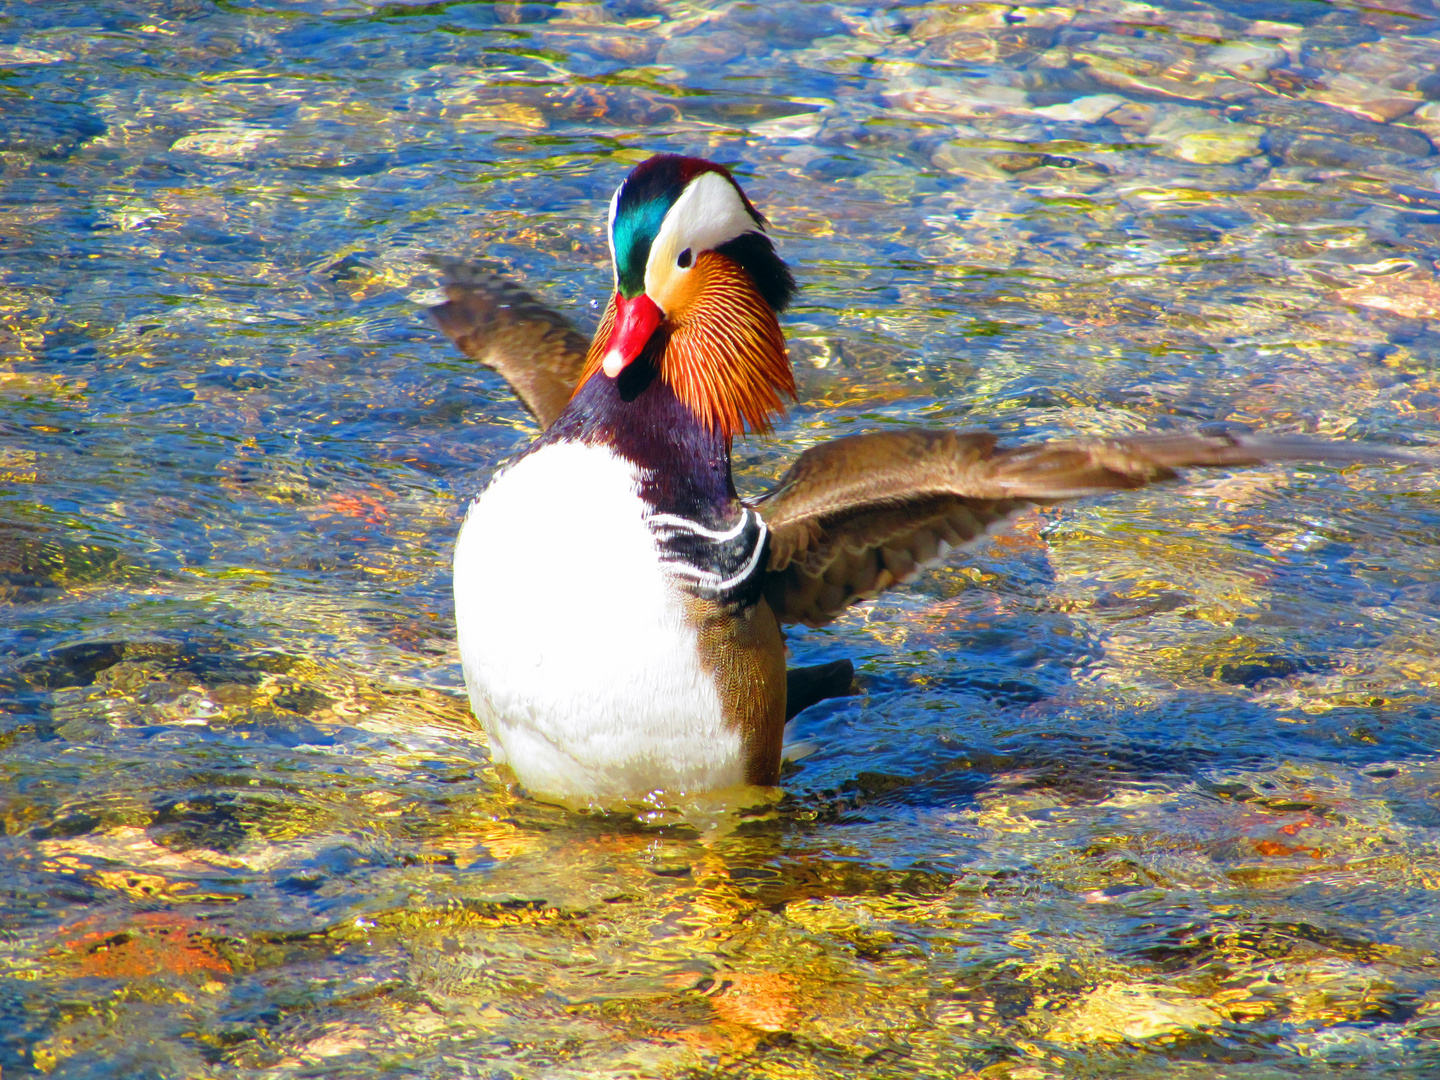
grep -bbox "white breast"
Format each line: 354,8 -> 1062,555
452,440 -> 744,804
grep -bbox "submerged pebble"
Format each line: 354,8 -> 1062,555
1145,108 -> 1266,164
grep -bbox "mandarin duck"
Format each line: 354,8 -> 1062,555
429,153 -> 1420,807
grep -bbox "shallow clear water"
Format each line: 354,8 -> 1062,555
3,0 -> 1440,1076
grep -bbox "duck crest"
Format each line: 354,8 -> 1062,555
608,155 -> 753,299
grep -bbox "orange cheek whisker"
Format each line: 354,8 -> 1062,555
573,253 -> 795,440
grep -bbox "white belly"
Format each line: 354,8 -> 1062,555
452,440 -> 744,803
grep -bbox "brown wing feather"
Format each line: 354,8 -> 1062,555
757,428 -> 1426,627
425,257 -> 591,430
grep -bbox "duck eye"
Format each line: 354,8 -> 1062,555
677,248 -> 693,269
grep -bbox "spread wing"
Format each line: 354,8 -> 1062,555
425,256 -> 591,430
756,428 -> 1423,627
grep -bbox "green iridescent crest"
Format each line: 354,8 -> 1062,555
612,196 -> 671,298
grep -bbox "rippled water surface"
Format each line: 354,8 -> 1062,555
4,0 -> 1440,1076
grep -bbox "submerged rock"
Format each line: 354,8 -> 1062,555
170,125 -> 279,160
0,44 -> 72,65
1032,93 -> 1126,123
908,3 -> 1012,39
1045,983 -> 1223,1044
1308,72 -> 1426,123
930,26 -> 1058,64
1147,108 -> 1265,164
1205,41 -> 1287,81
1070,34 -> 1259,103
1410,101 -> 1440,142
931,143 -> 1011,180
1272,133 -> 1385,169
656,29 -> 747,67
1247,97 -> 1436,164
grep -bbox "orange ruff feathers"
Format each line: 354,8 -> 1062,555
578,253 -> 795,440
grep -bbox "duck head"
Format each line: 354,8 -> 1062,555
578,154 -> 798,439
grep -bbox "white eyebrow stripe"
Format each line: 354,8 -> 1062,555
607,184 -> 622,286
644,171 -> 760,304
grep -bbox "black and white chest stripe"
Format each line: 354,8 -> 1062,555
648,508 -> 768,609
